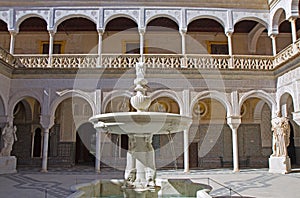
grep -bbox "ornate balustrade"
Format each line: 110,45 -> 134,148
274,44 -> 294,66
0,47 -> 22,67
233,55 -> 274,70
144,54 -> 182,68
101,54 -> 140,68
17,54 -> 49,68
8,39 -> 300,71
185,54 -> 230,69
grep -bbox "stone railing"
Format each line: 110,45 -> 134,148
0,47 -> 22,68
274,44 -> 294,66
14,53 -> 276,70
233,55 -> 274,70
185,54 -> 230,69
10,38 -> 300,71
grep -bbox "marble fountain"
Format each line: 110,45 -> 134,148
69,62 -> 212,197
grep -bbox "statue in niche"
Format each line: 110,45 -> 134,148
271,112 -> 290,157
0,123 -> 17,157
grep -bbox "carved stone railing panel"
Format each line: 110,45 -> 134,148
274,44 -> 294,66
16,55 -> 48,68
0,48 -> 23,68
233,55 -> 274,70
101,54 -> 140,68
144,54 -> 182,68
51,54 -> 98,68
186,54 -> 230,69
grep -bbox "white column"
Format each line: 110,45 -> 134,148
226,32 -> 233,56
270,34 -> 277,56
41,128 -> 50,172
180,29 -> 186,55
227,116 -> 241,172
289,17 -> 297,43
183,129 -> 189,172
182,89 -> 191,173
48,31 -> 54,67
95,129 -> 101,173
180,29 -> 187,68
9,31 -> 16,54
139,28 -> 145,62
231,128 -> 239,172
97,29 -> 104,67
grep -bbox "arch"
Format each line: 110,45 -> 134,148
239,90 -> 276,115
279,92 -> 294,115
277,87 -> 296,110
8,90 -> 42,118
234,17 -> 268,29
149,90 -> 183,114
104,15 -> 138,30
102,90 -> 133,113
253,100 -> 268,121
146,15 -> 180,29
54,14 -> 97,33
16,14 -> 48,32
50,90 -> 96,119
271,8 -> 286,34
187,15 -> 226,31
191,91 -> 232,117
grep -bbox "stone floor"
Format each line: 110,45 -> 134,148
0,166 -> 300,198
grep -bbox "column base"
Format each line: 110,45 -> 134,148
0,156 -> 17,174
269,156 -> 291,174
40,169 -> 48,173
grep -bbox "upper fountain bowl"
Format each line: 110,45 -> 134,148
89,112 -> 192,135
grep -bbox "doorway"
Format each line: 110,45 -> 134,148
75,123 -> 95,165
288,122 -> 296,165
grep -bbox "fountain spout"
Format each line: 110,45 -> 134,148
130,62 -> 151,112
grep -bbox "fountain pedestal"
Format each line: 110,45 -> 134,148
124,135 -> 156,189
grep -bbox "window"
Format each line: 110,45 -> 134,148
123,41 -> 140,54
207,41 -> 228,55
40,41 -> 65,54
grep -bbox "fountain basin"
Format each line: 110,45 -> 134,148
89,112 -> 192,135
68,178 -> 212,198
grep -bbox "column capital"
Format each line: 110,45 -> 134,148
97,28 -> 105,35
179,28 -> 187,35
225,31 -> 233,37
288,16 -> 297,23
269,34 -> 277,39
9,30 -> 17,36
138,28 -> 146,35
40,114 -> 54,129
48,30 -> 55,36
227,116 -> 241,130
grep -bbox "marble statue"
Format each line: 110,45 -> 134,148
271,112 -> 290,157
0,123 -> 17,157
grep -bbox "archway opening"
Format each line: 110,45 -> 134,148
279,93 -> 298,166
75,123 -> 96,165
240,98 -> 272,168
190,98 -> 227,169
11,97 -> 41,166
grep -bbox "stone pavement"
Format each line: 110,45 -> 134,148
0,166 -> 300,198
